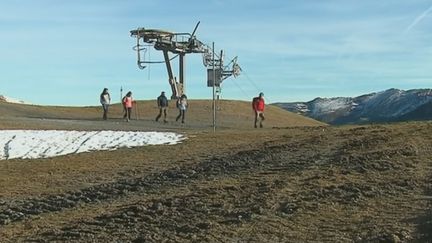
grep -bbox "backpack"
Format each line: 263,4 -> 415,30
252,97 -> 259,109
158,95 -> 168,107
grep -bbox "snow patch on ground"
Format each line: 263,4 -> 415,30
0,130 -> 186,160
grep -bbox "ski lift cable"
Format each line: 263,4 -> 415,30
134,43 -> 179,64
139,55 -> 179,64
147,45 -> 151,80
241,68 -> 274,104
229,78 -> 252,100
242,71 -> 262,93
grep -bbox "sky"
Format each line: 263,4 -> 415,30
0,0 -> 431,106
0,130 -> 184,160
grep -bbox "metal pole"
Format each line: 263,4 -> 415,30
212,42 -> 216,132
163,51 -> 178,99
136,102 -> 139,120
120,86 -> 124,119
217,50 -> 223,126
179,54 -> 185,95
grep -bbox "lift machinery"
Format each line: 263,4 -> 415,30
130,22 -> 241,99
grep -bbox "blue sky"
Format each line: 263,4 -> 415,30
0,0 -> 431,105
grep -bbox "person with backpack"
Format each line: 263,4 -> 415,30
100,88 -> 111,120
252,92 -> 265,128
122,91 -> 134,122
176,94 -> 188,123
155,91 -> 169,123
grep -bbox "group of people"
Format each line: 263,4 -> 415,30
100,88 -> 266,128
99,88 -> 189,123
154,91 -> 188,123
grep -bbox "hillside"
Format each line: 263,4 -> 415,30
398,101 -> 432,121
274,88 -> 432,124
0,99 -> 325,130
0,99 -> 431,242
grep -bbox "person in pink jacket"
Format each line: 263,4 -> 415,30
122,91 -> 134,122
252,92 -> 265,128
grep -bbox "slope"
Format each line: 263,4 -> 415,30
0,122 -> 431,242
397,101 -> 432,122
0,99 -> 325,129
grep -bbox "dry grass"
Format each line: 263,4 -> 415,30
0,101 -> 431,242
0,99 -> 325,129
0,100 -> 323,198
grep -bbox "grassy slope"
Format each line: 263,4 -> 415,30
0,100 -> 431,241
0,99 -> 325,129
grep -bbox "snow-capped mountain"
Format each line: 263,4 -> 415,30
274,88 -> 432,124
0,95 -> 28,104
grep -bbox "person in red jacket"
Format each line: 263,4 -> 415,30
252,92 -> 265,128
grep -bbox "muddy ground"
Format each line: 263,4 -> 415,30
0,120 -> 431,242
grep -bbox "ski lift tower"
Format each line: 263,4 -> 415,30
130,22 -> 207,99
130,22 -> 241,100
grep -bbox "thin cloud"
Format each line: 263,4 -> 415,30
404,4 -> 432,33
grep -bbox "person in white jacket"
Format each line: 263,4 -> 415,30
175,94 -> 188,123
100,88 -> 111,120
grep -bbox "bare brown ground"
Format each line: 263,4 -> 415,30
0,101 -> 431,242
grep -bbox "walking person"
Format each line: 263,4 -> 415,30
122,91 -> 134,122
155,91 -> 169,123
252,92 -> 265,128
176,94 -> 188,123
100,88 -> 111,120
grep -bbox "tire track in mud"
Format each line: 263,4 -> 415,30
0,141 -> 311,227
28,128 -> 430,243
4,140 -> 321,242
1,126 -> 431,242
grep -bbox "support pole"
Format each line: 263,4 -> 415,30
136,34 -> 141,68
179,53 -> 185,96
163,50 -> 177,99
212,42 -> 216,132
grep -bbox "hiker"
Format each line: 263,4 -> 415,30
122,91 -> 134,122
252,92 -> 265,128
155,91 -> 169,123
176,94 -> 188,123
100,88 -> 111,120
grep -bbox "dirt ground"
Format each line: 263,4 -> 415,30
0,104 -> 431,242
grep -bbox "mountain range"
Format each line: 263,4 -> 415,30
0,95 -> 27,104
2,89 -> 432,125
273,88 -> 432,125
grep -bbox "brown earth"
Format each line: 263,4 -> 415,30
0,100 -> 431,242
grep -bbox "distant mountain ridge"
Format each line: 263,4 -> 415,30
273,88 -> 432,124
0,95 -> 27,104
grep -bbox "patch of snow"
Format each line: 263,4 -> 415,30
0,130 -> 186,160
312,98 -> 351,113
295,103 -> 310,113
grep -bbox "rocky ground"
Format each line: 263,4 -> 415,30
0,121 -> 431,242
